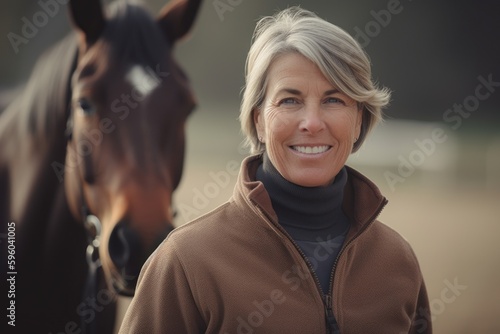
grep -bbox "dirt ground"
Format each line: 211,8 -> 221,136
115,110 -> 500,333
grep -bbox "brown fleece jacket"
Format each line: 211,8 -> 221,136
119,155 -> 432,334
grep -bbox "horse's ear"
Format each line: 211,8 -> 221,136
157,0 -> 202,45
68,0 -> 106,44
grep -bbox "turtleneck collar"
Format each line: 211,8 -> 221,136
255,153 -> 350,241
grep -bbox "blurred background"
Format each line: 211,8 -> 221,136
1,0 -> 499,332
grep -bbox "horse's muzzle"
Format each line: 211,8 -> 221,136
108,221 -> 173,296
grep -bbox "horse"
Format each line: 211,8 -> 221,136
0,0 -> 202,332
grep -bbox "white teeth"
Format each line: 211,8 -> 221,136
292,145 -> 330,154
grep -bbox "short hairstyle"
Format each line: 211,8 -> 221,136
239,7 -> 391,154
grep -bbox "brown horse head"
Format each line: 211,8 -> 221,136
63,0 -> 201,295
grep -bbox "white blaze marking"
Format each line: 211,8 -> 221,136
126,65 -> 161,97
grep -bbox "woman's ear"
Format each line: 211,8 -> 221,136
355,106 -> 363,141
253,108 -> 265,143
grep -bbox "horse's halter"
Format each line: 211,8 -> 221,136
65,106 -> 103,258
82,197 -> 102,271
66,106 -> 104,334
82,212 -> 104,334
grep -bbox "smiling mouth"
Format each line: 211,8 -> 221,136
291,145 -> 331,154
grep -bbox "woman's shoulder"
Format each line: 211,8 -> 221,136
169,200 -> 235,240
148,197 -> 259,273
162,197 -> 254,251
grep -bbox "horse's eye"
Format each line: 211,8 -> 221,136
76,98 -> 96,115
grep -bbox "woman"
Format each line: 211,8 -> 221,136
120,7 -> 432,334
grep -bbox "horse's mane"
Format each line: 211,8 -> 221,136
4,34 -> 78,142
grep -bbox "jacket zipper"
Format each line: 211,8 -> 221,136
324,294 -> 337,334
253,196 -> 388,334
252,202 -> 325,290
324,197 -> 388,333
251,201 -> 339,333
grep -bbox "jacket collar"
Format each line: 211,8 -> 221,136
234,155 -> 388,240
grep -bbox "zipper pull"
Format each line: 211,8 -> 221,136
324,295 -> 339,334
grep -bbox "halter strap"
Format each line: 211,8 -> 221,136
82,214 -> 102,334
62,35 -> 108,334
79,168 -> 103,334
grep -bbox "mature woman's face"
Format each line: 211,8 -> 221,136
254,53 -> 362,187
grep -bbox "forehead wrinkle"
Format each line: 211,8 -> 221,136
270,75 -> 337,100
268,61 -> 336,98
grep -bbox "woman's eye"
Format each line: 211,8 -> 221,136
279,98 -> 298,105
325,97 -> 344,104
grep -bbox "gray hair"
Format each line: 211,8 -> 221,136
239,7 -> 391,154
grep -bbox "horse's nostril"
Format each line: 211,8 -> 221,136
109,225 -> 126,268
108,223 -> 141,270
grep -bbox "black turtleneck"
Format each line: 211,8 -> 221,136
256,154 -> 350,295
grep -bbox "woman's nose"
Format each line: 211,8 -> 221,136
299,105 -> 324,134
